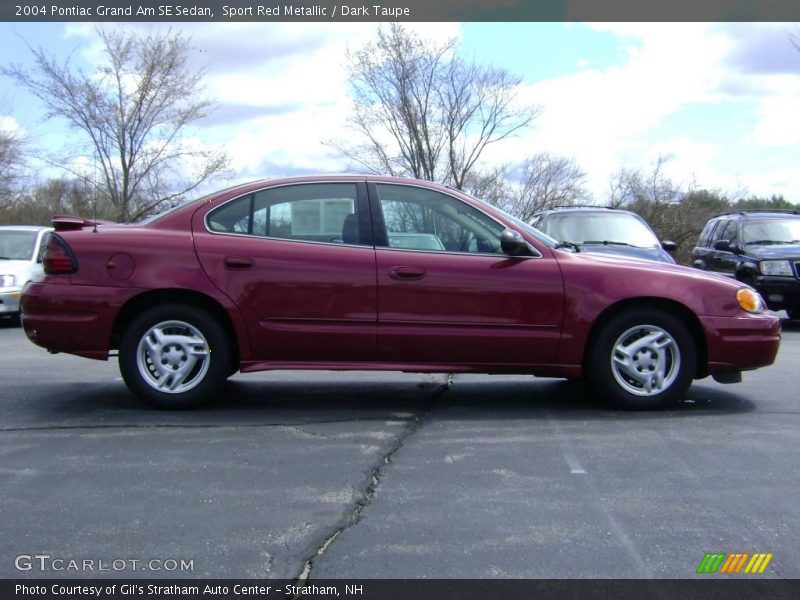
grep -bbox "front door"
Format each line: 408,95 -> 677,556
370,183 -> 564,367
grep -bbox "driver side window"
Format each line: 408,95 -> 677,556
375,184 -> 504,254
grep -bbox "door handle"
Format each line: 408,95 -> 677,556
389,266 -> 426,280
224,256 -> 254,270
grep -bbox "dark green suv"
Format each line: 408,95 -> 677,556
691,210 -> 800,319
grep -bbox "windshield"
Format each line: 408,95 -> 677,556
544,213 -> 660,248
489,205 -> 559,247
0,230 -> 38,260
742,219 -> 800,245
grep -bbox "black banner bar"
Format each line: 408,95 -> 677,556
4,0 -> 800,22
4,579 -> 800,600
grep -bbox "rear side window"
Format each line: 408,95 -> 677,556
698,220 -> 718,247
708,219 -> 729,245
207,183 -> 365,245
719,220 -> 739,244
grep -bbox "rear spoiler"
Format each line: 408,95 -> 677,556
51,215 -> 115,232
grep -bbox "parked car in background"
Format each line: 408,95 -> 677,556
0,226 -> 52,321
692,209 -> 800,320
530,206 -> 676,263
21,176 -> 779,410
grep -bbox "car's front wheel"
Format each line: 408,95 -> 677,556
119,304 -> 232,409
587,309 -> 696,409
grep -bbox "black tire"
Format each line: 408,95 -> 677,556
119,304 -> 232,409
587,309 -> 696,410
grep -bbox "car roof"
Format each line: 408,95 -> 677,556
712,209 -> 800,220
0,225 -> 52,231
535,206 -> 635,216
148,175 -> 498,228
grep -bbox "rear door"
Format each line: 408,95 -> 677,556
369,182 -> 564,366
692,219 -> 719,270
193,181 -> 378,363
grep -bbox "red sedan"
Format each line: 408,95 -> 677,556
21,176 -> 780,409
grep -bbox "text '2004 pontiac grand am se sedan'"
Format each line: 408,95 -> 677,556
21,176 -> 780,410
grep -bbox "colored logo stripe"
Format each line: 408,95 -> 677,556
719,553 -> 749,574
744,553 -> 773,574
697,552 -> 773,574
697,553 -> 726,574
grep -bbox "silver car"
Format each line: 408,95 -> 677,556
0,226 -> 52,320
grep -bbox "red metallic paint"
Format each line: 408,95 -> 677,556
375,248 -> 564,365
21,175 -> 780,383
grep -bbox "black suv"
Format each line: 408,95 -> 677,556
692,210 -> 800,319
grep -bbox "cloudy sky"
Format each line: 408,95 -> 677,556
1,21 -> 798,201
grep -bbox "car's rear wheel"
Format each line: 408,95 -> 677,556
119,304 -> 231,409
587,309 -> 696,410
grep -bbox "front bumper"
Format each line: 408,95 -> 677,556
0,288 -> 22,314
701,313 -> 781,375
752,275 -> 800,311
21,281 -> 141,360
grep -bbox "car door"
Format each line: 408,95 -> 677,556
193,181 -> 378,363
369,182 -> 564,366
692,219 -> 719,270
709,219 -> 740,277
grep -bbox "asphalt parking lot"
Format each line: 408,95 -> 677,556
0,316 -> 798,580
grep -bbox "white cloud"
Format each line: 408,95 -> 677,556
61,23 -> 461,180
748,74 -> 800,147
0,115 -> 24,135
478,23 -> 800,201
482,24 -> 732,199
13,22 -> 800,201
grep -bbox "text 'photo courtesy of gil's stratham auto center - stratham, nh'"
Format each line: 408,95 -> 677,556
1,1 -> 800,600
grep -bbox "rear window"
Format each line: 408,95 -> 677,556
0,230 -> 38,261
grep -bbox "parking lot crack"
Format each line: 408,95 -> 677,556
290,374 -> 453,587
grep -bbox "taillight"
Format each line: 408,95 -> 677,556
42,233 -> 78,274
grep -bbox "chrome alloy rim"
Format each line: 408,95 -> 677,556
136,320 -> 210,394
610,324 -> 680,397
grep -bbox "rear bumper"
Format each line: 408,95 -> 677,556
21,282 -> 141,360
700,313 -> 781,374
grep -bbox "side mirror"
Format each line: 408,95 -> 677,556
714,239 -> 740,254
661,240 -> 677,253
500,229 -> 531,256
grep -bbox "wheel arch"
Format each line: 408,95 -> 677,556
111,289 -> 242,368
582,297 -> 708,379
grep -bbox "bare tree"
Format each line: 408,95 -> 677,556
0,115 -> 25,203
441,59 -> 539,189
607,154 -> 680,216
1,177 -> 100,226
607,155 -> 705,264
334,24 -> 538,189
502,153 -> 588,220
3,28 -> 229,222
461,166 -> 511,208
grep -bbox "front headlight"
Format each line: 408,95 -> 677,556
759,260 -> 793,276
0,274 -> 17,288
736,288 -> 765,314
